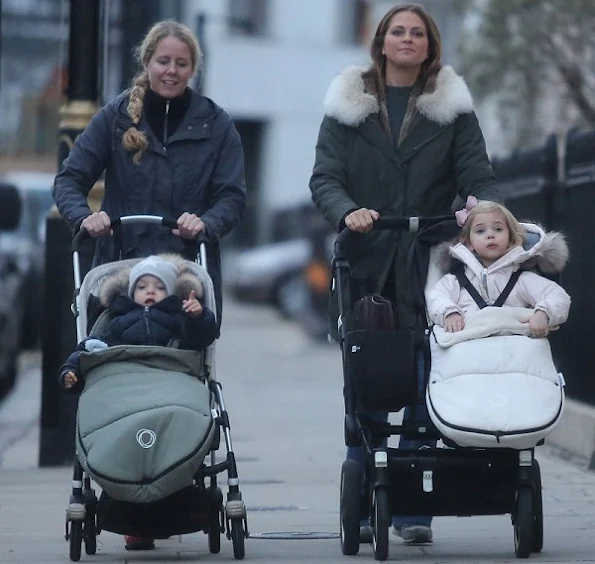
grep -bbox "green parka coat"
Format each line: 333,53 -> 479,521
309,65 -> 501,336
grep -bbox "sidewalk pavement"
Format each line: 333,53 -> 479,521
2,302 -> 595,563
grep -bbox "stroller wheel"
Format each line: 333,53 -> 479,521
208,486 -> 223,554
513,486 -> 533,558
230,517 -> 246,560
84,513 -> 97,555
532,460 -> 544,553
339,459 -> 361,555
69,521 -> 83,562
83,488 -> 97,555
372,487 -> 389,561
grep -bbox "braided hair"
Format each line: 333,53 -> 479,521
122,20 -> 202,164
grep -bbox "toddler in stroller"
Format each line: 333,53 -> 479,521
335,203 -> 570,561
62,216 -> 248,561
425,199 -> 570,449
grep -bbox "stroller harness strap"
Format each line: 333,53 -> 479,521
454,266 -> 522,309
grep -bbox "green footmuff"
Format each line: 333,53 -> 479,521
76,346 -> 214,503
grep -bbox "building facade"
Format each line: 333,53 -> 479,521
180,0 -> 372,243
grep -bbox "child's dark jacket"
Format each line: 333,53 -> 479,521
102,294 -> 217,348
59,254 -> 218,391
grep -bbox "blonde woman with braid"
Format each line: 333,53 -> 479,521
53,20 -> 247,326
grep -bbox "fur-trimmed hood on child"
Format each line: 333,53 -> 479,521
98,253 -> 205,307
426,223 -> 571,328
433,223 -> 569,277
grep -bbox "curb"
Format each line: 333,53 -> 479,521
546,397 -> 595,470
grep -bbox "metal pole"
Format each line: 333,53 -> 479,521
195,13 -> 207,94
120,0 -> 161,90
39,0 -> 101,467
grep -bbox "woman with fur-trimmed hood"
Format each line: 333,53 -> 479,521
426,199 -> 571,336
310,3 -> 502,337
309,3 -> 502,545
59,254 -> 218,391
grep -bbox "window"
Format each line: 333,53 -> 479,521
228,0 -> 267,36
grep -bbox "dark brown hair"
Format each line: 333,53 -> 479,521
364,4 -> 442,101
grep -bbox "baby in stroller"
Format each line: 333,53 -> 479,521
61,254 -> 219,551
425,198 -> 571,449
59,254 -> 218,395
61,253 -> 223,553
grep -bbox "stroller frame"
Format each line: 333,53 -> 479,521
63,215 -> 248,561
334,217 -> 543,561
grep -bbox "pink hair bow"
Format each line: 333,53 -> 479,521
455,195 -> 478,227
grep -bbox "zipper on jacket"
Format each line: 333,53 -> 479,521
481,269 -> 492,305
163,100 -> 170,149
144,307 -> 152,343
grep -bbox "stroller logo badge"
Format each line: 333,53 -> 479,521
136,429 -> 157,449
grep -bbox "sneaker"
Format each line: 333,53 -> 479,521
124,536 -> 155,551
359,520 -> 373,544
392,524 -> 433,544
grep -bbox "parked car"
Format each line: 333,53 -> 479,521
0,171 -> 55,348
225,207 -> 334,320
0,182 -> 23,395
226,238 -> 312,318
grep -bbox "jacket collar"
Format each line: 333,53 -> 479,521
324,65 -> 474,128
110,294 -> 182,315
113,89 -> 217,143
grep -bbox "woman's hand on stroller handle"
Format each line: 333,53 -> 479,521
344,208 -> 379,233
72,214 -> 209,251
334,214 -> 454,256
171,212 -> 206,240
80,211 -> 111,238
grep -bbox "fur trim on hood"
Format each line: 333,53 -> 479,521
98,253 -> 205,307
324,65 -> 473,128
433,223 -> 570,275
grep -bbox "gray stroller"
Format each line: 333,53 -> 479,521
63,215 -> 248,561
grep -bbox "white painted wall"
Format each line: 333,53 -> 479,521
181,0 -> 367,240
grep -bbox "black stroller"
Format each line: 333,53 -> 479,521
63,215 -> 248,561
334,216 -> 544,561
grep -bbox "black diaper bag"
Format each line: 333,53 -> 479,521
344,294 -> 418,412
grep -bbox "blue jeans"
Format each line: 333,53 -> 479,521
346,351 -> 434,528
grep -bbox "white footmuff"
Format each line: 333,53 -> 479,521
426,306 -> 565,449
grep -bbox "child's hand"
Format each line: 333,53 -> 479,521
521,310 -> 550,338
62,371 -> 79,389
444,312 -> 465,333
182,290 -> 203,318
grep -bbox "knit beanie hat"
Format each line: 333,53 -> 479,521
128,256 -> 178,297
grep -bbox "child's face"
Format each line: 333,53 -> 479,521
468,211 -> 511,266
133,275 -> 168,306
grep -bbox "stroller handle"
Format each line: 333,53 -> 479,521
71,214 -> 210,301
71,215 -> 209,252
334,214 -> 454,257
